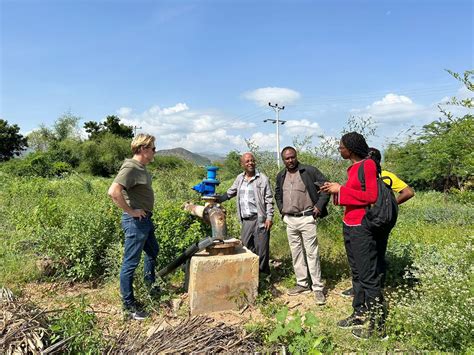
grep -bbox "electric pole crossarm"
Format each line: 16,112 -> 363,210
264,102 -> 286,168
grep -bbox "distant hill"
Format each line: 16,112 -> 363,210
197,152 -> 226,163
155,147 -> 211,166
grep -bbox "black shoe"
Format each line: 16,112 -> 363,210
337,314 -> 366,329
341,287 -> 354,298
123,305 -> 149,321
352,327 -> 388,340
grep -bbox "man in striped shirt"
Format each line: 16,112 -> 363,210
219,152 -> 274,274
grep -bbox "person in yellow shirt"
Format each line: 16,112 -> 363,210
341,147 -> 414,298
381,169 -> 415,204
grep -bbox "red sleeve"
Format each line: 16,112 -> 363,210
339,159 -> 378,206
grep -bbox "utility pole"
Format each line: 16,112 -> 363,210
133,125 -> 142,136
264,102 -> 286,168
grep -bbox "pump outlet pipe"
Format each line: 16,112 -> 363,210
156,202 -> 228,278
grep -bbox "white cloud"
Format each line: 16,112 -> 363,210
351,93 -> 427,124
116,102 -> 260,153
247,132 -> 277,150
162,103 -> 189,115
284,119 -> 322,136
243,87 -> 301,107
117,107 -> 133,116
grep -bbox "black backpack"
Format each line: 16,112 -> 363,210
358,160 -> 398,230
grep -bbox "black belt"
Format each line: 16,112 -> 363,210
242,214 -> 257,221
286,210 -> 313,217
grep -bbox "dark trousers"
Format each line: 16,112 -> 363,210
120,213 -> 159,308
375,227 -> 391,288
241,216 -> 270,274
343,222 -> 384,317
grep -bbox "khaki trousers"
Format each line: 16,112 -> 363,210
283,215 -> 324,291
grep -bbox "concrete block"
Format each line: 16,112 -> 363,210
188,246 -> 259,315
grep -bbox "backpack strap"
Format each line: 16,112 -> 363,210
357,160 -> 367,191
381,175 -> 393,188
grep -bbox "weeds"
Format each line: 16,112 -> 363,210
49,297 -> 104,354
268,307 -> 333,354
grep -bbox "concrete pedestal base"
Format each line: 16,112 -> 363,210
187,246 -> 259,315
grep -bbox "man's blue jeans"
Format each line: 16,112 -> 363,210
120,212 -> 159,308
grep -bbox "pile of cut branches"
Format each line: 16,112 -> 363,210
0,287 -> 69,354
0,287 -> 51,354
107,316 -> 262,353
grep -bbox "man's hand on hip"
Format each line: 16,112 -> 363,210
264,220 -> 273,231
312,206 -> 321,219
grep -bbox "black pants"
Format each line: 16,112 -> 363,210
343,222 -> 384,316
241,216 -> 270,274
375,227 -> 391,288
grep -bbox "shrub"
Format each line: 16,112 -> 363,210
153,202 -> 210,270
49,297 -> 104,354
387,242 -> 473,351
267,307 -> 333,354
78,133 -> 130,176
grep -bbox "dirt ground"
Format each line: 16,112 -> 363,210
21,278 -> 354,343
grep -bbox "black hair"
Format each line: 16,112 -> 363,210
368,147 -> 382,174
281,146 -> 297,158
340,132 -> 369,159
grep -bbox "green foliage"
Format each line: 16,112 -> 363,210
78,133 -> 130,176
84,115 -> 134,140
150,155 -> 190,170
27,125 -> 56,152
27,112 -> 82,153
154,202 -> 209,270
1,175 -> 121,281
0,119 -> 28,161
219,150 -> 242,180
49,297 -> 104,354
387,242 -> 473,351
268,307 -> 332,354
53,112 -> 81,141
385,70 -> 473,191
0,151 -> 73,177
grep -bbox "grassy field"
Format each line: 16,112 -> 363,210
1,170 -> 472,352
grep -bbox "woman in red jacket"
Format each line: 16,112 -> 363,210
321,132 -> 387,340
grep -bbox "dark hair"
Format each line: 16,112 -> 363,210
340,132 -> 369,159
281,146 -> 297,158
368,147 -> 382,174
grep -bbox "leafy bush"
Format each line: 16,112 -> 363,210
49,297 -> 104,354
78,133 -> 130,176
0,152 -> 72,177
268,307 -> 333,354
0,175 -> 121,281
154,202 -> 209,270
387,242 -> 473,351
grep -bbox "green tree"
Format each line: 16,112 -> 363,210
0,119 -> 28,161
53,112 -> 81,141
385,70 -> 474,191
27,112 -> 81,152
220,150 -> 242,180
78,133 -> 130,176
27,125 -> 56,152
84,115 -> 133,140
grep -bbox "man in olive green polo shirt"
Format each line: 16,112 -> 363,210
108,133 -> 158,320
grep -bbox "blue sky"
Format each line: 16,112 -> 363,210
1,0 -> 472,154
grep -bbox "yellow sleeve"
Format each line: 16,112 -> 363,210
381,170 -> 408,193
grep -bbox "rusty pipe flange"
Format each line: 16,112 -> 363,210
205,238 -> 241,256
201,195 -> 220,204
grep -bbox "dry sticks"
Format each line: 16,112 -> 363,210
1,287 -> 50,354
108,316 -> 261,354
